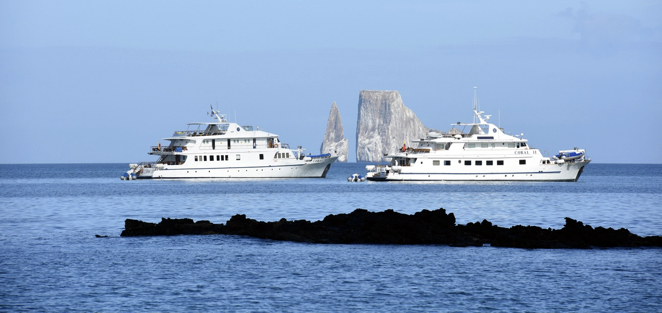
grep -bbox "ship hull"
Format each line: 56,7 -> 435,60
367,161 -> 589,182
138,157 -> 336,179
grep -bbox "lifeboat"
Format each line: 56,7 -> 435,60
555,150 -> 585,161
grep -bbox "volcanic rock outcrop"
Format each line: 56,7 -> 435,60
355,90 -> 428,162
120,208 -> 662,249
320,102 -> 349,162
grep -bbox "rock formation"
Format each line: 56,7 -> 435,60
320,102 -> 349,162
356,90 -> 428,162
120,208 -> 662,249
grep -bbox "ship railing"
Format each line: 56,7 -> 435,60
132,161 -> 158,168
435,133 -> 470,138
150,146 -> 188,153
172,130 -> 195,136
172,130 -> 227,137
404,148 -> 431,153
306,153 -> 331,159
367,165 -> 388,173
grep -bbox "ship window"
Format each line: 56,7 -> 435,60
476,160 -> 482,166
486,160 -> 493,166
286,153 -> 290,158
467,143 -> 475,149
204,155 -> 207,161
260,154 -> 264,160
433,160 -> 440,166
481,143 -> 488,148
444,160 -> 451,166
236,154 -> 241,160
209,155 -> 214,161
497,160 -> 504,165
508,143 -> 515,148
216,155 -> 220,161
195,156 -> 198,162
464,160 -> 471,166
521,143 -> 527,147
277,153 -> 281,158
519,159 -> 526,165
225,155 -> 228,160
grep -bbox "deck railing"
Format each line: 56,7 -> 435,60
172,130 -> 227,137
150,146 -> 188,153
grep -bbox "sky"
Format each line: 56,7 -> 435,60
1,0 -> 660,163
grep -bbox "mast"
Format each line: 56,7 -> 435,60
209,104 -> 226,124
473,86 -> 478,124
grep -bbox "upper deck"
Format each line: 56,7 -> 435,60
392,87 -> 535,157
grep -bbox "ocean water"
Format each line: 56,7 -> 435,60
0,163 -> 661,312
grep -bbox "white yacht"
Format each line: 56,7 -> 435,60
365,88 -> 590,182
122,107 -> 337,179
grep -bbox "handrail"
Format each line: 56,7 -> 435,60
172,130 -> 227,137
150,146 -> 188,153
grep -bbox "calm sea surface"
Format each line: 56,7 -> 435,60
1,163 -> 661,312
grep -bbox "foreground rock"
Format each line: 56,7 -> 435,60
121,208 -> 662,249
355,90 -> 428,162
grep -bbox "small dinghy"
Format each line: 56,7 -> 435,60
555,149 -> 585,161
347,173 -> 366,182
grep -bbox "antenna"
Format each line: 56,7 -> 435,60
473,86 -> 478,111
234,110 -> 237,123
472,86 -> 478,124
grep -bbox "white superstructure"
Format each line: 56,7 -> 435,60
365,88 -> 590,182
122,107 -> 337,179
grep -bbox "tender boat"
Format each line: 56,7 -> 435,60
555,150 -> 585,161
365,87 -> 590,182
347,173 -> 366,182
122,106 -> 338,179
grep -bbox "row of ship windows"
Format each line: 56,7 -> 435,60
195,155 -> 235,162
432,160 -> 527,166
193,152 -> 289,162
465,142 -> 527,149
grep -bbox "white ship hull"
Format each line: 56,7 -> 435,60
367,159 -> 588,182
138,156 -> 335,179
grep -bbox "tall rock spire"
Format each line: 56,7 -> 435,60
320,102 -> 349,162
355,90 -> 428,162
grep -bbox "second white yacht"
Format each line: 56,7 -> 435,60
365,88 -> 590,182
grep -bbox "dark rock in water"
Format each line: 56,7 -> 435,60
120,208 -> 662,249
122,218 -> 223,237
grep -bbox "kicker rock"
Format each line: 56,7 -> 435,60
356,91 -> 428,162
320,102 -> 349,162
